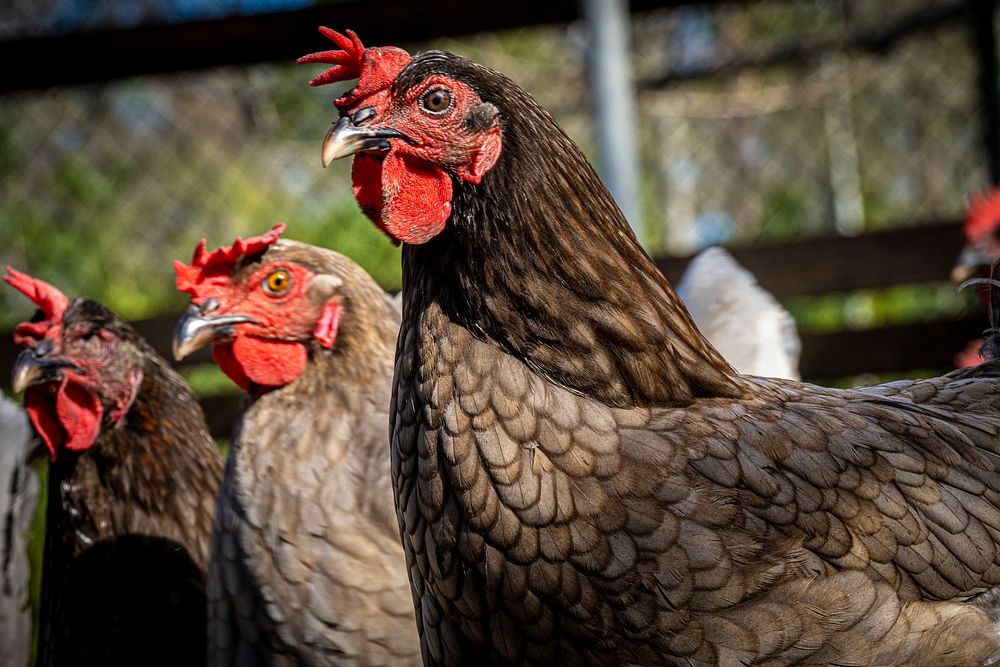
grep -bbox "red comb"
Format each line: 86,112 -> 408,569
967,186 -> 1000,242
297,28 -> 366,87
4,267 -> 69,346
175,223 -> 286,300
297,27 -> 411,112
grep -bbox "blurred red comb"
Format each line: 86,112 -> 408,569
967,186 -> 1000,242
175,223 -> 286,298
4,267 -> 69,346
297,27 -> 411,111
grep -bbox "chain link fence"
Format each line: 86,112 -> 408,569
0,0 -> 990,371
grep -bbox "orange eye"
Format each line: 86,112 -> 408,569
420,87 -> 453,114
263,269 -> 291,295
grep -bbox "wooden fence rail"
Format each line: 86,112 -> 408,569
1,220 -> 982,437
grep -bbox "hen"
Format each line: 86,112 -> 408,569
676,246 -> 800,379
172,224 -> 419,665
302,30 -> 1000,666
955,187 -> 1000,367
0,394 -> 38,667
4,267 -> 222,667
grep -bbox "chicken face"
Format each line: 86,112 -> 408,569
4,268 -> 144,459
173,224 -> 343,392
299,28 -> 502,244
954,187 -> 1000,284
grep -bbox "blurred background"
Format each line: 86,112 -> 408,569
3,2 -> 999,656
0,0 -> 996,412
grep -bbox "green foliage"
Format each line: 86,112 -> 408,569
0,64 -> 402,331
785,282 -> 974,334
179,363 -> 240,397
759,185 -> 810,240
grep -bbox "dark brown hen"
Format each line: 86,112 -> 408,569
303,31 -> 1000,666
4,268 -> 222,667
172,225 -> 419,666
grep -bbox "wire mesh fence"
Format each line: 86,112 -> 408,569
635,0 -> 986,251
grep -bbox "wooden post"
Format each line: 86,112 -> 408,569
582,0 -> 643,243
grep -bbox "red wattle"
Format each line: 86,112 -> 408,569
351,149 -> 453,245
214,334 -> 307,390
353,154 -> 389,238
24,386 -> 64,461
58,381 -> 103,452
212,343 -> 251,392
24,380 -> 103,460
380,149 -> 452,245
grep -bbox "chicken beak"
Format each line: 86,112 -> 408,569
952,242 -> 995,284
11,349 -> 80,393
321,112 -> 407,167
173,306 -> 254,361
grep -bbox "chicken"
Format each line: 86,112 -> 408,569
0,394 -> 38,667
4,267 -> 222,667
954,187 -> 1000,367
958,260 -> 1000,365
172,224 -> 419,666
676,246 -> 800,379
302,30 -> 1000,665
954,187 -> 1000,286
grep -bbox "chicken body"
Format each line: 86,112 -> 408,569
0,395 -> 37,667
5,276 -> 222,667
303,39 -> 1000,665
38,360 -> 220,667
677,247 -> 800,379
396,297 -> 1000,665
173,236 -> 420,665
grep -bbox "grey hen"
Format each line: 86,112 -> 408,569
173,225 -> 419,666
0,395 -> 38,667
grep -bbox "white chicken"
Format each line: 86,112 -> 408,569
677,246 -> 801,379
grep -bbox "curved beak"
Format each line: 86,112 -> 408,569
321,111 -> 408,167
952,241 -> 994,284
173,305 -> 254,361
11,349 -> 81,393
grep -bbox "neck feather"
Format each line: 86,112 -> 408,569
47,357 -> 220,563
403,86 -> 741,407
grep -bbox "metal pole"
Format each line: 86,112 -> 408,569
972,0 -> 1000,185
582,0 -> 643,244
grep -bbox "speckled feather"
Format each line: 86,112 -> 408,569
35,299 -> 223,667
385,52 -> 1000,666
206,241 -> 420,666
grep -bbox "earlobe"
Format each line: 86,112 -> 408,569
313,301 -> 343,349
457,126 -> 502,184
108,368 -> 143,424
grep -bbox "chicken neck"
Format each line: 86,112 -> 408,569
402,76 -> 742,408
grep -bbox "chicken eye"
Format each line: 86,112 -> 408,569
420,88 -> 453,114
263,269 -> 292,295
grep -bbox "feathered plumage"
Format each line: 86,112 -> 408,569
173,229 -> 420,666
0,395 -> 38,667
303,31 -> 1000,666
5,270 -> 222,667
